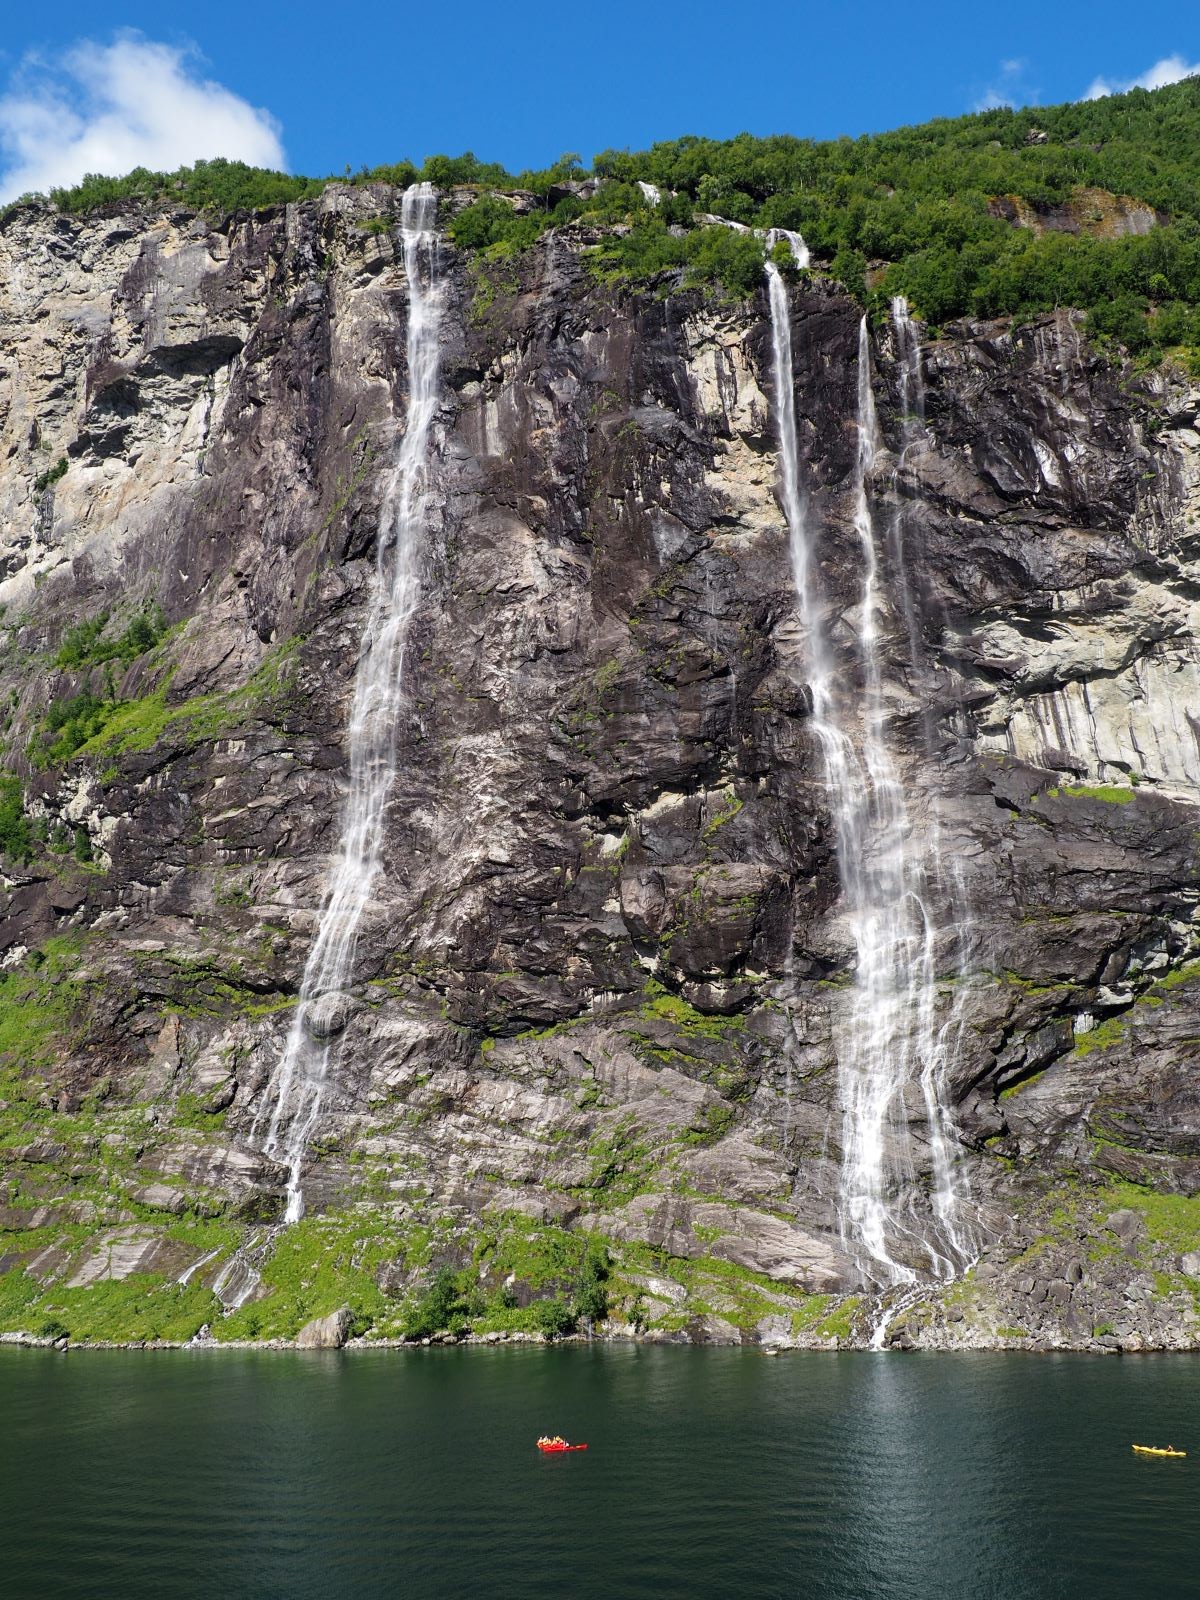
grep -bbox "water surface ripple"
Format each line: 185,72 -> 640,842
3,1346 -> 1197,1598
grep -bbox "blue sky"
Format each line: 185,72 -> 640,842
0,3 -> 1197,198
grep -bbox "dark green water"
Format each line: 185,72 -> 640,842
3,1346 -> 1198,1599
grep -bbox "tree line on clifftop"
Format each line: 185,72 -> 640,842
9,77 -> 1200,366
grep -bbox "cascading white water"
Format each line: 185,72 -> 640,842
767,270 -> 971,1299
765,228 -> 811,270
254,183 -> 444,1223
637,180 -> 663,206
891,295 -> 924,424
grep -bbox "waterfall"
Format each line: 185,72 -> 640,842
767,271 -> 971,1293
883,296 -> 927,683
765,228 -> 811,270
254,182 -> 444,1223
891,295 -> 924,424
637,180 -> 662,206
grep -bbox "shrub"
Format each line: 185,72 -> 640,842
533,1296 -> 577,1339
34,457 -> 68,494
32,691 -> 113,765
55,604 -> 165,669
49,158 -> 324,217
450,195 -> 545,256
0,774 -> 32,862
573,1240 -> 610,1323
403,1267 -> 465,1339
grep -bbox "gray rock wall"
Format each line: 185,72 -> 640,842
3,186 -> 1200,1347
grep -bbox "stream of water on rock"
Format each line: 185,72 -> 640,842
767,268 -> 972,1301
5,1346 -> 1198,1599
251,182 -> 444,1227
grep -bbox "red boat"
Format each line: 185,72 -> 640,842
536,1436 -> 588,1453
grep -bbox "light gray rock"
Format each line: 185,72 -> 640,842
295,1307 -> 352,1350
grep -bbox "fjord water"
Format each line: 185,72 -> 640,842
4,1347 -> 1198,1599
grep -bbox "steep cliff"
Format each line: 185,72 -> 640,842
3,182 -> 1200,1350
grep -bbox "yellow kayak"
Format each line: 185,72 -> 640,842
1132,1444 -> 1187,1458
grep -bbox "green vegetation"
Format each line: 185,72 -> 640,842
532,1297 -> 577,1338
0,936 -> 86,1066
1151,961 -> 1200,994
0,773 -> 32,861
816,1297 -> 862,1340
588,218 -> 770,298
636,985 -> 747,1040
1072,1015 -> 1129,1057
28,638 -> 300,769
33,456 -> 68,493
573,1239 -> 611,1323
55,605 -> 166,669
1103,1183 -> 1200,1254
592,79 -> 1200,353
403,1266 -> 468,1339
42,158 -> 327,216
1000,1066 -> 1048,1099
0,1273 -> 219,1344
18,78 -> 1200,347
703,790 -> 745,840
29,690 -> 113,764
1046,783 -> 1135,804
218,1212 -> 399,1341
446,180 -> 766,297
393,1224 -> 608,1340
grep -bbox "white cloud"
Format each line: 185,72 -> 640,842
0,34 -> 285,202
1085,54 -> 1200,100
973,59 -> 1039,113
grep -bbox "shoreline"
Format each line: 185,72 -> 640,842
2,1328 -> 1189,1355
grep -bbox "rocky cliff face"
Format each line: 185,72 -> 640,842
3,184 -> 1200,1350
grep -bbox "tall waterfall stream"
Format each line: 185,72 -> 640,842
246,182 -> 443,1248
767,262 -> 973,1314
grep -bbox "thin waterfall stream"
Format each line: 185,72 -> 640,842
250,182 -> 444,1231
767,262 -> 972,1309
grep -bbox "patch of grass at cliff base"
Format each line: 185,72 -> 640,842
0,1268 -> 219,1343
215,1210 -> 413,1342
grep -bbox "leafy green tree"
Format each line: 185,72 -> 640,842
403,1267 -> 466,1339
533,1296 -> 577,1338
573,1241 -> 610,1323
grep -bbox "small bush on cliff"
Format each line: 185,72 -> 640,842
29,691 -> 113,766
33,457 -> 68,493
0,774 -> 32,862
450,195 -> 544,256
56,605 -> 165,669
588,219 -> 766,298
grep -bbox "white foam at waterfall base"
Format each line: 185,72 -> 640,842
767,268 -> 972,1294
251,182 -> 444,1225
